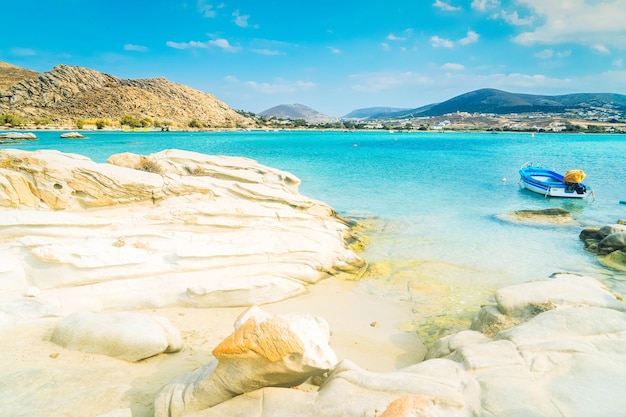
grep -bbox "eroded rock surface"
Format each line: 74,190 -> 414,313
186,273 -> 626,417
51,312 -> 183,362
0,149 -> 365,319
154,306 -> 337,417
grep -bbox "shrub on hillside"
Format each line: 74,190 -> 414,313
1,113 -> 25,127
188,119 -> 205,129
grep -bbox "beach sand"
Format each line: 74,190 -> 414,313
2,275 -> 427,417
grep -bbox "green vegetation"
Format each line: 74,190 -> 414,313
1,113 -> 25,127
154,119 -> 172,128
188,119 -> 205,129
33,117 -> 52,126
234,109 -> 256,118
121,115 -> 153,128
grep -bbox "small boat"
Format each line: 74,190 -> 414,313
519,162 -> 591,198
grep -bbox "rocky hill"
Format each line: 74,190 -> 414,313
0,61 -> 39,90
259,103 -> 338,124
0,62 -> 253,128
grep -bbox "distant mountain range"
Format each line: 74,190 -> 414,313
258,103 -> 338,124
345,89 -> 626,120
3,59 -> 625,128
342,107 -> 411,120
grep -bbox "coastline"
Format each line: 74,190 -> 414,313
1,142 -> 625,416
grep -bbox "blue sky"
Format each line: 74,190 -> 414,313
2,1 -> 626,117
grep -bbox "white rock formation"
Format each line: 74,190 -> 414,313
181,273 -> 626,417
0,149 -> 365,318
154,306 -> 337,417
0,132 -> 37,139
51,312 -> 183,362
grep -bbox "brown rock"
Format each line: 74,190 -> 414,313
0,63 -> 254,128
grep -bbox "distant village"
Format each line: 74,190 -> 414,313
249,106 -> 626,133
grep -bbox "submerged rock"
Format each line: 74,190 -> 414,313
497,207 -> 576,225
580,221 -> 626,271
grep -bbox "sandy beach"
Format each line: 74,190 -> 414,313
2,147 -> 626,417
3,276 -> 427,417
0,148 -> 423,416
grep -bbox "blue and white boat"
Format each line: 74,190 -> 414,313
519,162 -> 591,198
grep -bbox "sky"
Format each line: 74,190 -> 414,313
2,1 -> 626,117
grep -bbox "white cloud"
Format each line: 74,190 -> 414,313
197,0 -> 217,17
433,0 -> 461,12
431,36 -> 454,48
10,47 -> 36,56
233,10 -> 250,28
471,0 -> 499,11
166,38 -> 240,52
381,42 -> 390,51
500,10 -> 533,26
243,78 -> 316,94
251,48 -> 281,56
166,40 -> 208,49
431,30 -> 478,48
441,63 -> 465,70
459,30 -> 479,45
613,58 -> 623,68
351,74 -> 409,93
387,33 -> 406,41
328,46 -> 341,54
534,49 -> 553,59
124,44 -> 147,52
592,44 -> 611,54
512,0 -> 626,50
208,38 -> 241,52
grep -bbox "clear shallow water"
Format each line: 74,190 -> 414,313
4,129 -> 626,330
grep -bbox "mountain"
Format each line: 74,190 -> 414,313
0,61 -> 39,90
0,62 -> 253,128
259,104 -> 338,124
342,107 -> 411,120
386,89 -> 626,119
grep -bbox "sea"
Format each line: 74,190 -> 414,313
3,129 -> 626,335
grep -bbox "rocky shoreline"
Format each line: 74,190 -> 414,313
0,149 -> 625,417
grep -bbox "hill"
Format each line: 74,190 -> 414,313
0,61 -> 40,90
342,107 -> 411,120
0,62 -> 253,128
259,104 -> 338,124
386,88 -> 626,119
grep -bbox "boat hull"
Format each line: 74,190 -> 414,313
519,166 -> 589,198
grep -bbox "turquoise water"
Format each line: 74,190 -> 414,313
4,129 -> 626,309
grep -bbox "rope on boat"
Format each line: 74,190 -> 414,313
587,189 -> 596,201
